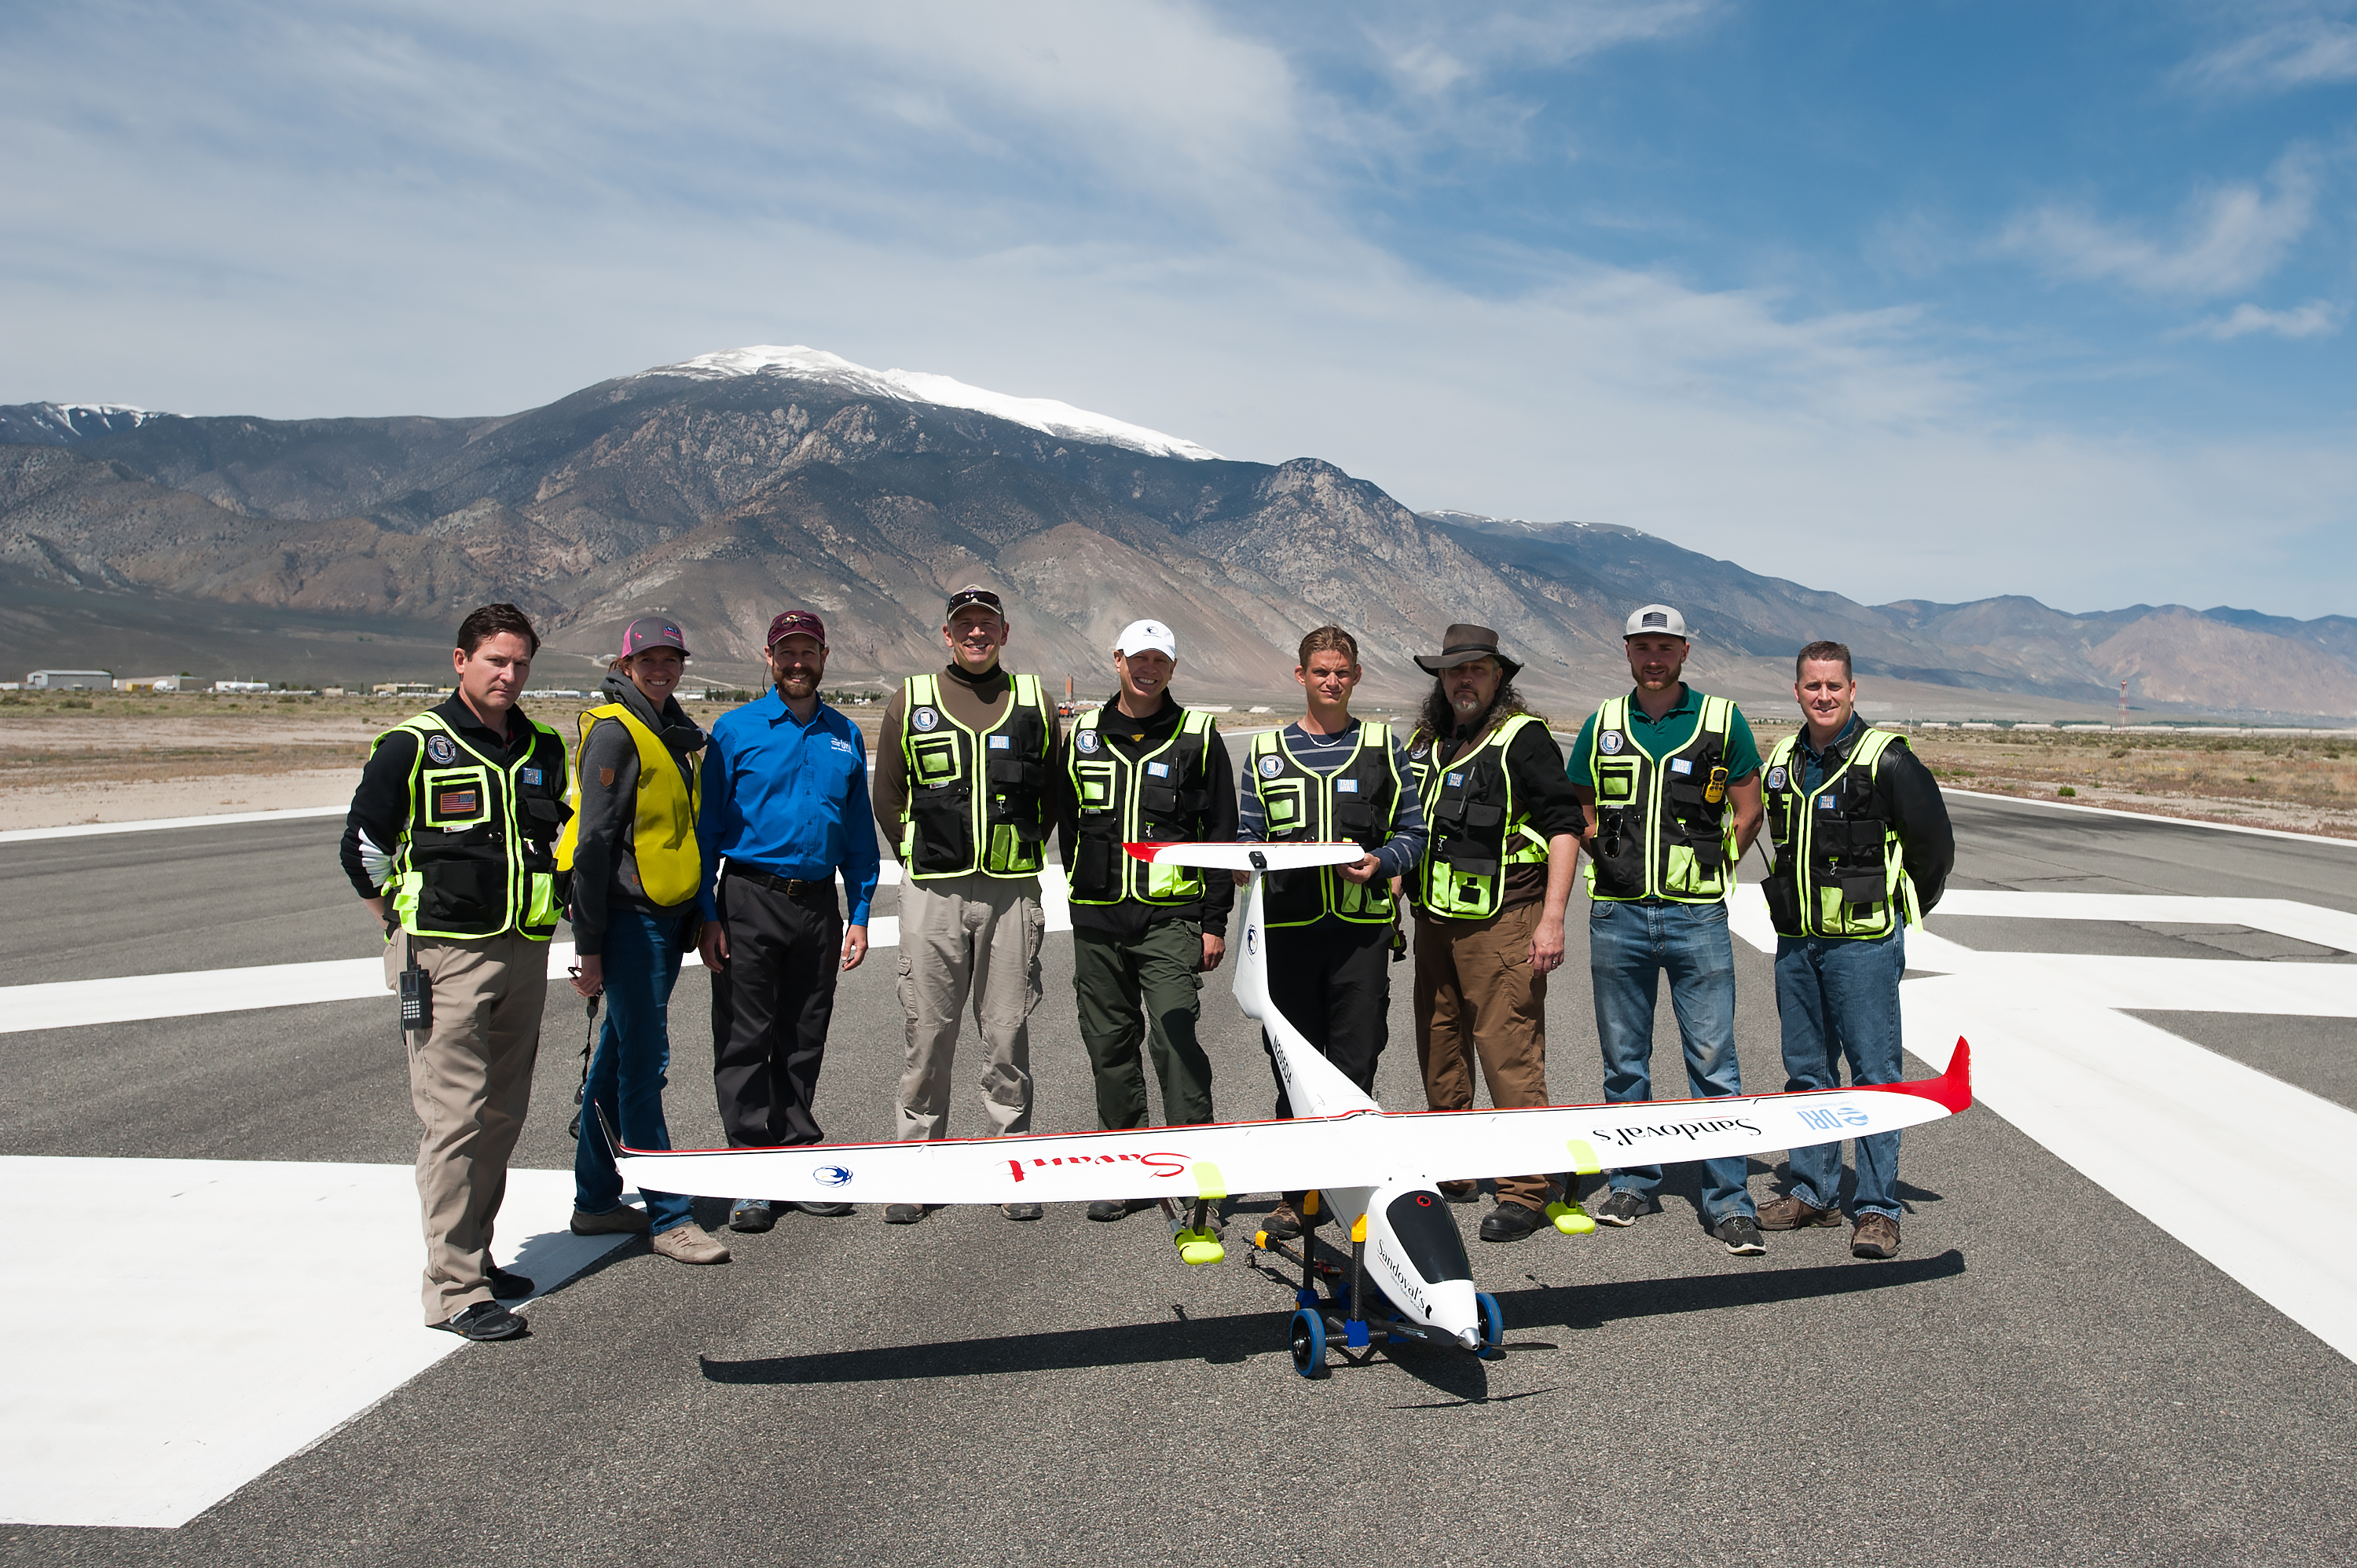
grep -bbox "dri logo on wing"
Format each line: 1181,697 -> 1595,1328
813,1165 -> 853,1187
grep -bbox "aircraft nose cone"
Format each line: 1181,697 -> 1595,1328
1455,1328 -> 1481,1351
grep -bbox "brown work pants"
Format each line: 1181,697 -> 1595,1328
895,872 -> 1045,1141
389,929 -> 547,1323
1413,901 -> 1553,1211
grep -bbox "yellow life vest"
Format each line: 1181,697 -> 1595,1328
555,703 -> 703,909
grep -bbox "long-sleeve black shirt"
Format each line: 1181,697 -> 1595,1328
1054,691 -> 1238,940
339,694 -> 546,900
1794,718 -> 1956,914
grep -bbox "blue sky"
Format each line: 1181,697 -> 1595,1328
2,1 -> 2352,617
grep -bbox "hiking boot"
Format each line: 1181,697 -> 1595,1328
791,1201 -> 854,1218
434,1301 -> 526,1341
728,1199 -> 777,1232
570,1204 -> 651,1236
1438,1180 -> 1479,1203
883,1203 -> 926,1225
1589,1189 -> 1653,1227
1479,1201 -> 1549,1244
487,1265 -> 534,1301
1758,1192 -> 1842,1230
650,1222 -> 731,1265
1262,1198 -> 1329,1240
1001,1202 -> 1043,1221
1714,1214 -> 1767,1256
1851,1212 -> 1902,1259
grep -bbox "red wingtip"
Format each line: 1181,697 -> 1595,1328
1867,1038 -> 1972,1115
1123,841 -> 1160,863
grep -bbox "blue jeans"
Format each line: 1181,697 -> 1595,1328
1775,929 -> 1906,1220
1589,899 -> 1753,1224
573,909 -> 695,1235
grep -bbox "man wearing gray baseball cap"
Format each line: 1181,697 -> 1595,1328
1566,604 -> 1769,1256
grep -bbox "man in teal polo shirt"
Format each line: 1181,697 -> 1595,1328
1567,604 -> 1769,1255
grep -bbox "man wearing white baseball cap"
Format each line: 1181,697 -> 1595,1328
1057,618 -> 1237,1222
1566,603 -> 1769,1256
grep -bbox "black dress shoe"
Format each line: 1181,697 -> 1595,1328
488,1266 -> 534,1300
1087,1197 -> 1157,1222
434,1301 -> 526,1341
792,1200 -> 854,1218
1479,1201 -> 1549,1244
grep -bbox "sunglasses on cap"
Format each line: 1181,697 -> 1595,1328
944,588 -> 1004,616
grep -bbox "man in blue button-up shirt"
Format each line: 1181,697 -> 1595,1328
695,609 -> 882,1231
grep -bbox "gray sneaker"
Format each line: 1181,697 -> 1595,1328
883,1203 -> 926,1225
728,1199 -> 777,1233
1714,1214 -> 1767,1256
650,1221 -> 731,1265
1589,1189 -> 1652,1227
1001,1202 -> 1043,1221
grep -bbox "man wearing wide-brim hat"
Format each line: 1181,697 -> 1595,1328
1402,625 -> 1585,1244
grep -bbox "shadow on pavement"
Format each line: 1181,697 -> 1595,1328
1502,1247 -> 1967,1333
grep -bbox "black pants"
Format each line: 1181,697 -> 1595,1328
1263,916 -> 1391,1119
710,873 -> 841,1149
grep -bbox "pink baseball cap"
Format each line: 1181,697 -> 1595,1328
620,615 -> 692,658
767,610 -> 827,649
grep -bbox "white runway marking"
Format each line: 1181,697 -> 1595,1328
0,1157 -> 635,1530
1730,886 -> 2357,1364
0,805 -> 350,844
0,870 -> 1076,1034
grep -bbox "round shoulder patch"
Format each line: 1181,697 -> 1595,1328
1597,731 -> 1623,756
1075,729 -> 1100,754
1258,754 -> 1285,779
1766,766 -> 1787,793
911,706 -> 939,732
424,734 -> 458,765
1408,737 -> 1430,760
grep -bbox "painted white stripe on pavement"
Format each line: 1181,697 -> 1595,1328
1941,786 -> 2357,848
0,871 -> 1077,1033
0,1157 -> 635,1530
1730,885 -> 2357,1364
0,805 -> 350,844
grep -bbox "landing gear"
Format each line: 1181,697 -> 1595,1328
1288,1308 -> 1328,1378
1475,1291 -> 1505,1356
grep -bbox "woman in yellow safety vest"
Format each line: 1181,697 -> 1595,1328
555,616 -> 731,1266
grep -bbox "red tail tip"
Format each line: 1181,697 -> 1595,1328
1872,1037 -> 1972,1114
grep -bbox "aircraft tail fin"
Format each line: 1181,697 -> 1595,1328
1863,1038 -> 1972,1114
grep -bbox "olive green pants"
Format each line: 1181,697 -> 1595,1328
1072,920 -> 1213,1130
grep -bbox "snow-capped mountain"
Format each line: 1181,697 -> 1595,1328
0,401 -> 171,445
637,346 -> 1222,462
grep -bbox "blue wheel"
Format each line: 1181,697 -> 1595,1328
1475,1291 -> 1505,1352
1288,1308 -> 1328,1378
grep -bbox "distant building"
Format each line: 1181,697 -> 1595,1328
117,675 -> 207,692
27,669 -> 112,690
212,681 -> 270,693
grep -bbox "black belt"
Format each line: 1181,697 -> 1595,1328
723,863 -> 834,900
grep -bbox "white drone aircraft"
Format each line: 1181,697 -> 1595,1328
618,842 -> 1971,1377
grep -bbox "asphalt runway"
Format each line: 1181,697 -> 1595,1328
3,789 -> 2355,1565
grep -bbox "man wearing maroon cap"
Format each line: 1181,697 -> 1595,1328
693,609 -> 882,1233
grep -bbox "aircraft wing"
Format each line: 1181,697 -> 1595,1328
615,1115 -> 1388,1207
1124,841 -> 1365,872
1384,1040 -> 1974,1184
617,1042 -> 1969,1206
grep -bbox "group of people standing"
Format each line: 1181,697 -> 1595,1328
343,587 -> 1952,1343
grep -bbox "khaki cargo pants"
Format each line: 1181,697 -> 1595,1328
1413,901 -> 1553,1211
895,872 -> 1045,1141
387,929 -> 547,1323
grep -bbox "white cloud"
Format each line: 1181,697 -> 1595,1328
1995,150 -> 2321,299
0,2 -> 2353,620
2183,8 -> 2357,92
2185,299 -> 2346,339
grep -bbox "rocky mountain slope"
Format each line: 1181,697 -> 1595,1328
2,354 -> 2349,720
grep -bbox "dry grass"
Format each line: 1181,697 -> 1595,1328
1753,721 -> 2357,840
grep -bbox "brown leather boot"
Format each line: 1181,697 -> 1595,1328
1850,1213 -> 1902,1258
1758,1192 -> 1842,1230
